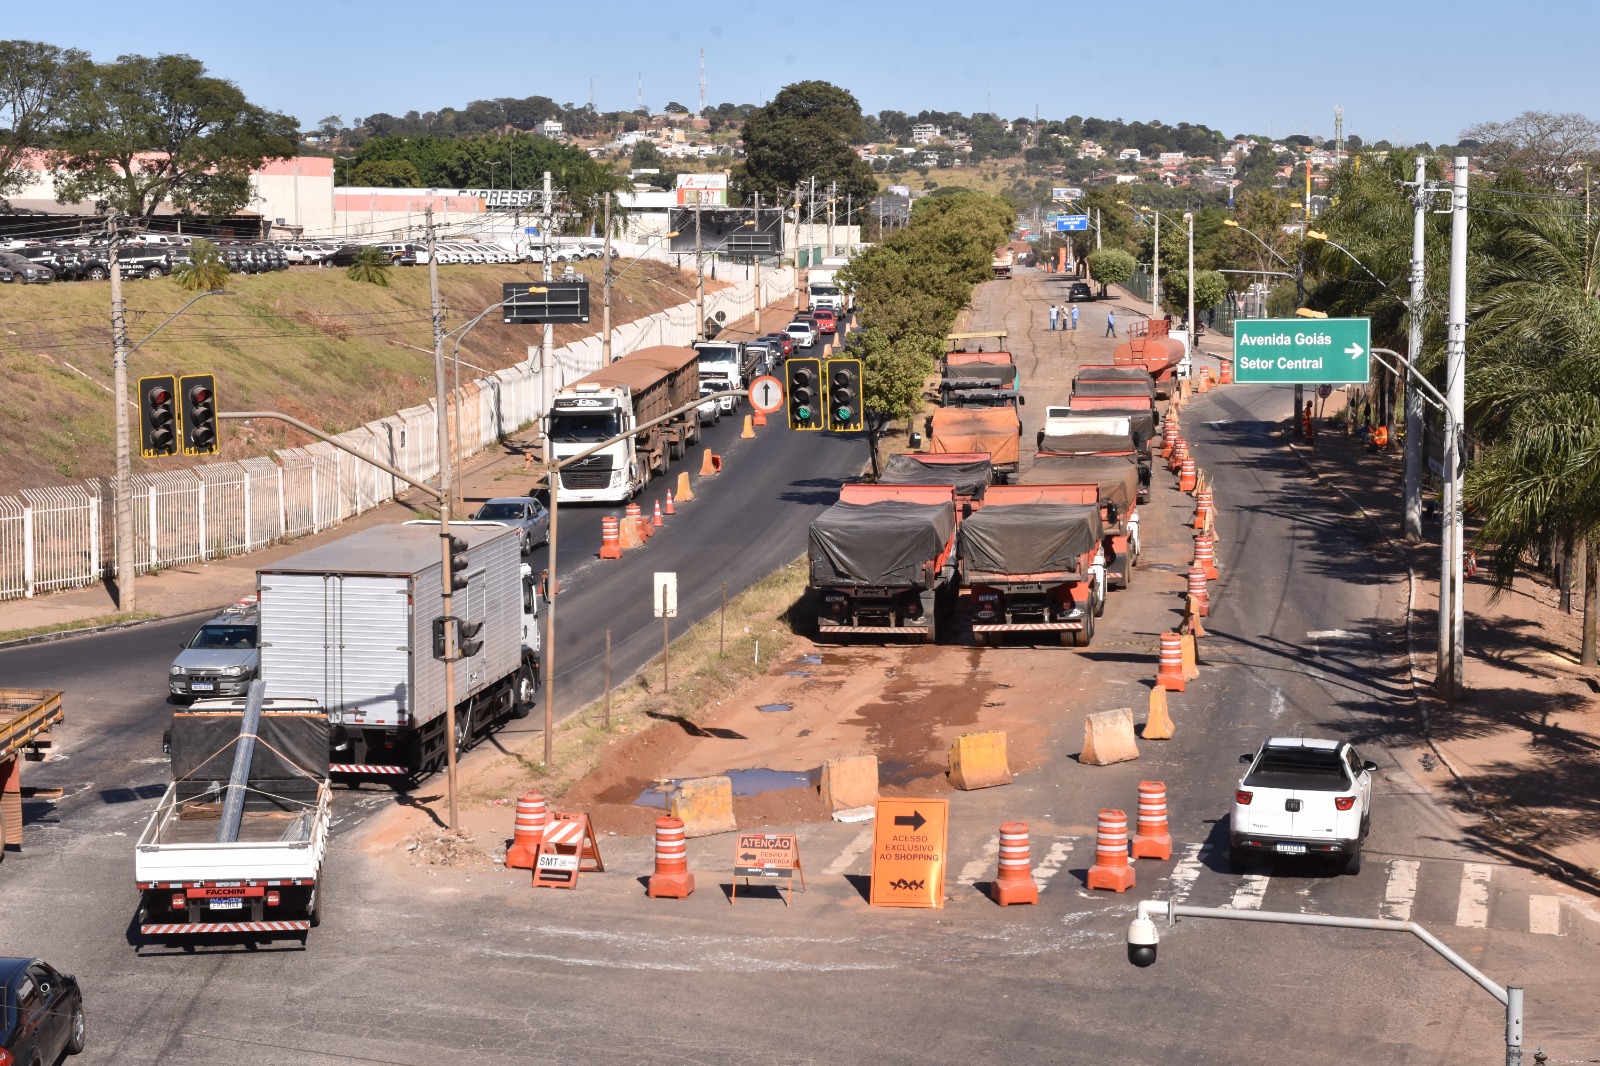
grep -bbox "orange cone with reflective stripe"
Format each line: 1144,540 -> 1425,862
1131,782 -> 1173,860
599,515 -> 622,560
1179,456 -> 1197,493
1219,359 -> 1234,385
1195,534 -> 1219,581
1156,632 -> 1185,692
664,488 -> 676,515
646,816 -> 695,898
652,500 -> 664,528
1086,808 -> 1136,892
990,822 -> 1039,906
1194,490 -> 1213,531
504,790 -> 549,869
1186,567 -> 1209,616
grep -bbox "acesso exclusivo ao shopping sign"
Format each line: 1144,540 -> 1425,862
1232,318 -> 1371,385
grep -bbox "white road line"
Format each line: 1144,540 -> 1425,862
1166,842 -> 1206,903
1228,874 -> 1270,910
1306,629 -> 1352,640
958,836 -> 1000,885
1455,863 -> 1493,929
822,829 -> 873,877
1528,895 -> 1562,936
1381,859 -> 1420,922
1033,840 -> 1073,889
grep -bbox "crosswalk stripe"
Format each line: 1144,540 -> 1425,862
1228,874 -> 1270,910
1456,863 -> 1492,928
1381,859 -> 1420,922
1034,840 -> 1073,889
1166,842 -> 1206,903
1528,895 -> 1562,936
822,828 -> 873,877
958,836 -> 1000,886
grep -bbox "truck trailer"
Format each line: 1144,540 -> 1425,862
0,689 -> 63,854
879,452 -> 993,515
810,484 -> 959,643
1113,319 -> 1189,398
256,523 -> 539,778
547,344 -> 702,504
961,487 -> 1106,646
928,406 -> 1022,482
1020,455 -> 1142,590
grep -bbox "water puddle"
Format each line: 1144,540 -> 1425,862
757,703 -> 793,713
631,767 -> 819,808
797,654 -> 823,665
879,759 -> 918,786
1145,563 -> 1176,571
782,670 -> 813,677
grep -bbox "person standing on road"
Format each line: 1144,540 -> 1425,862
1070,304 -> 1079,331
1048,304 -> 1060,331
1105,309 -> 1117,337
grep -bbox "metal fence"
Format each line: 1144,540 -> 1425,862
0,269 -> 796,601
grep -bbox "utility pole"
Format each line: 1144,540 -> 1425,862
1096,208 -> 1102,251
109,214 -> 136,612
752,192 -> 762,336
844,192 -> 852,252
826,182 -> 836,258
1184,211 -> 1195,351
539,169 -> 559,769
1440,157 -> 1469,702
601,193 -> 614,364
693,196 -> 705,340
1403,155 -> 1428,542
792,185 -> 803,310
426,202 -> 461,832
1151,209 -> 1161,319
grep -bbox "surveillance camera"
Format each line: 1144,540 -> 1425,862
1127,915 -> 1159,968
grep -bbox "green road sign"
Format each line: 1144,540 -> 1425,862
1233,318 -> 1371,384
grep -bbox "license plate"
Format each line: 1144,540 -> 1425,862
190,682 -> 214,692
1274,843 -> 1307,855
209,897 -> 244,910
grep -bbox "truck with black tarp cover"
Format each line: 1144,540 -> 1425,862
809,484 -> 959,643
1035,429 -> 1151,499
1020,455 -> 1141,589
961,487 -> 1105,647
879,452 -> 992,514
135,699 -> 331,940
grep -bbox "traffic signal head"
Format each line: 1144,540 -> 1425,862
179,374 -> 218,455
446,534 -> 470,592
457,618 -> 484,657
825,357 -> 863,433
786,357 -> 823,431
138,374 -> 178,457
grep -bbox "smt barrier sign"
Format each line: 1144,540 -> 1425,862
1233,318 -> 1371,385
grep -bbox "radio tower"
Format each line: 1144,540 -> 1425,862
698,48 -> 707,114
1334,104 -> 1345,168
588,77 -> 595,111
636,73 -> 646,113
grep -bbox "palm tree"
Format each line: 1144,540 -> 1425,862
172,238 -> 230,292
344,246 -> 391,286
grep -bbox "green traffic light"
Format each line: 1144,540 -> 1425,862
836,407 -> 852,422
797,406 -> 811,420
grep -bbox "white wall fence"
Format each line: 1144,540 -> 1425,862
0,269 -> 795,601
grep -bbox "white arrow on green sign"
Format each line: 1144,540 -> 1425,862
1232,318 -> 1371,385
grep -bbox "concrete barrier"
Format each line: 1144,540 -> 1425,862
1081,707 -> 1139,766
948,730 -> 1012,790
675,470 -> 695,503
819,754 -> 879,810
667,775 -> 737,838
1180,632 -> 1200,681
1144,687 -> 1175,740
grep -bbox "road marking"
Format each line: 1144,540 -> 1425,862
958,835 -> 1000,885
1306,629 -> 1352,640
1033,839 -> 1073,889
1166,842 -> 1206,903
1268,690 -> 1286,719
1381,859 -> 1420,922
1528,895 -> 1562,936
822,828 -> 873,877
1228,873 -> 1270,910
1455,863 -> 1492,928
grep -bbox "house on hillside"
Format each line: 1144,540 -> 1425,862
911,124 -> 942,145
1079,140 -> 1107,159
1117,148 -> 1142,163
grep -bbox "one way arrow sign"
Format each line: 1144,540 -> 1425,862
1346,341 -> 1365,360
893,810 -> 927,832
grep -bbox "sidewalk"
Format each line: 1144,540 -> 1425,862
0,296 -> 792,645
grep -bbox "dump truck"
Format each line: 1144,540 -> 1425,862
1114,319 -> 1190,398
992,250 -> 1014,279
0,689 -> 64,855
257,522 -> 540,778
1037,425 -> 1152,499
928,406 -> 1022,483
961,486 -> 1106,647
879,452 -> 992,515
809,484 -> 959,643
1061,396 -> 1159,458
135,690 -> 331,941
547,344 -> 702,503
1072,364 -> 1157,402
1020,455 -> 1141,590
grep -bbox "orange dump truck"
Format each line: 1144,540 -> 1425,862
1,689 -> 64,853
1019,455 -> 1141,590
928,406 -> 1022,482
960,486 -> 1106,647
809,484 -> 960,643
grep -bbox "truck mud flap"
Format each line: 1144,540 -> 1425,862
972,622 -> 1083,632
817,625 -> 936,637
329,763 -> 409,775
140,921 -> 311,935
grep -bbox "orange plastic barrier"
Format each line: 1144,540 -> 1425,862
1131,781 -> 1173,860
652,500 -> 664,528
700,448 -> 722,475
504,790 -> 549,869
990,822 -> 1039,906
1086,808 -> 1136,892
1186,567 -> 1210,617
1179,456 -> 1197,493
1156,632 -> 1186,692
646,816 -> 695,899
599,516 -> 622,560
531,812 -> 605,890
1195,534 -> 1219,581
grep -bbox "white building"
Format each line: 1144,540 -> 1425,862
1079,140 -> 1107,159
1118,148 -> 1142,162
1157,152 -> 1186,167
911,124 -> 942,145
540,119 -> 564,138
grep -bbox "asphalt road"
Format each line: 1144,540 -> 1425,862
2,274 -> 1593,1064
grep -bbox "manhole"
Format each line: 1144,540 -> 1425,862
757,703 -> 793,713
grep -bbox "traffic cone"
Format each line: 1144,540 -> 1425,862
1194,490 -> 1213,531
646,816 -> 695,898
1186,567 -> 1210,616
741,415 -> 755,439
652,500 -> 664,528
1156,632 -> 1185,692
700,448 -> 722,475
1161,418 -> 1179,458
990,822 -> 1039,906
626,501 -> 651,542
1144,686 -> 1175,740
1199,367 -> 1212,393
1169,439 -> 1187,474
598,515 -> 622,560
1179,456 -> 1197,493
664,488 -> 676,515
675,471 -> 695,503
504,790 -> 549,869
1195,533 -> 1219,581
1131,782 -> 1173,860
1219,359 -> 1234,385
1086,808 -> 1136,892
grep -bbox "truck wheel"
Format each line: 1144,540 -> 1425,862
1092,586 -> 1106,619
511,660 -> 537,719
1071,611 -> 1095,647
669,437 -> 684,461
308,882 -> 323,927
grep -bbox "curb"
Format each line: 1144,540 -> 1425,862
0,606 -> 218,652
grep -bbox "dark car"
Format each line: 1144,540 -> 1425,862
116,247 -> 174,278
1,957 -> 86,1064
0,251 -> 53,284
1069,282 -> 1094,302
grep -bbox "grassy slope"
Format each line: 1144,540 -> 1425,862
0,258 -> 705,494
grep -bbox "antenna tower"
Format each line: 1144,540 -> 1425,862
699,48 -> 707,113
637,73 -> 645,113
1334,104 -> 1345,167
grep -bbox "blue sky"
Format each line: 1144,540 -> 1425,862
11,1 -> 1597,145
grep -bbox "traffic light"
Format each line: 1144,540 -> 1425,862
457,618 -> 484,657
786,357 -> 822,431
432,616 -> 452,660
825,358 -> 863,433
178,374 -> 218,455
445,534 -> 470,592
138,374 -> 178,457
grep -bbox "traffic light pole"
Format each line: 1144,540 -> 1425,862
109,217 -> 135,612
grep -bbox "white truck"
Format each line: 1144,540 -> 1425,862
256,522 -> 540,778
806,267 -> 847,314
136,696 -> 331,941
693,340 -> 750,414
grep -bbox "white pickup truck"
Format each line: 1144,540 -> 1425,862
1230,737 -> 1376,874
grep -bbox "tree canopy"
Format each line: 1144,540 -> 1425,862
0,40 -> 88,203
736,81 -> 877,210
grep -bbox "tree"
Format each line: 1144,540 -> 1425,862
1086,248 -> 1135,295
1162,268 -> 1228,315
172,238 -> 230,292
315,114 -> 344,143
631,141 -> 665,169
0,40 -> 89,204
736,81 -> 877,207
344,246 -> 392,287
346,159 -> 422,187
1461,111 -> 1600,187
52,53 -> 298,222
848,329 -> 937,475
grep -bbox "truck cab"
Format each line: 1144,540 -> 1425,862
548,387 -> 633,501
694,341 -> 745,412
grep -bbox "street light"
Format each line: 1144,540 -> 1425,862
1120,201 -> 1198,349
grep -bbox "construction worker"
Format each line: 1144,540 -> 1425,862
1370,423 -> 1390,451
1302,402 -> 1315,447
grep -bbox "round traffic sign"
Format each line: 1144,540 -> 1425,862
1317,384 -> 1333,399
748,374 -> 784,414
